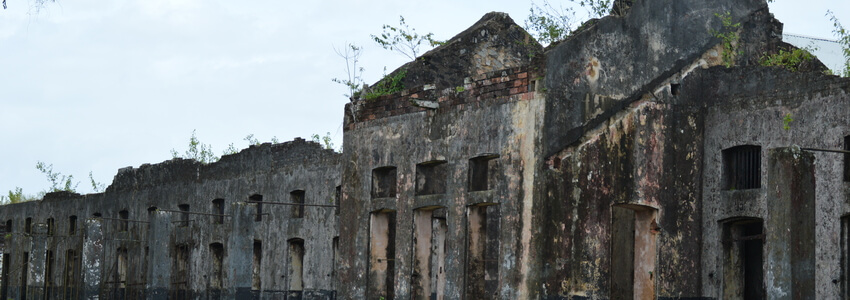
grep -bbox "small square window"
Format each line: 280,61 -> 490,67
372,167 -> 397,198
723,145 -> 761,190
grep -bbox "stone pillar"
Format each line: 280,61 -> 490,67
766,146 -> 816,299
81,218 -> 103,300
146,211 -> 171,300
28,223 -> 48,299
227,202 -> 255,299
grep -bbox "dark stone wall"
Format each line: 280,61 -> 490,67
0,138 -> 340,299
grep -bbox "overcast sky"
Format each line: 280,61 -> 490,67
0,0 -> 848,197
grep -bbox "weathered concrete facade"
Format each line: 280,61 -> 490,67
0,139 -> 341,299
3,0 -> 850,299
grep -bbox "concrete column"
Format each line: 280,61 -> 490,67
81,218 -> 103,300
28,223 -> 48,300
227,202 -> 255,299
146,211 -> 171,300
766,146 -> 816,299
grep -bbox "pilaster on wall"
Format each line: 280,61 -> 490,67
228,202 -> 255,299
146,212 -> 171,300
82,219 -> 103,300
27,223 -> 48,299
766,146 -> 816,299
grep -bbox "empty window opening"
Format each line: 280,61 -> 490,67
178,204 -> 190,227
610,204 -> 658,300
63,250 -> 80,300
723,145 -> 761,190
117,247 -> 128,291
118,210 -> 129,232
25,217 -> 31,234
369,210 -> 397,299
469,155 -> 499,192
147,206 -> 158,214
46,217 -> 54,236
4,220 -> 11,234
250,194 -> 263,222
335,186 -> 341,216
93,212 -> 102,218
412,207 -> 448,299
722,218 -> 765,299
68,216 -> 77,235
45,250 -> 54,299
21,252 -> 28,300
670,83 -> 681,96
465,203 -> 500,298
0,253 -> 9,300
371,167 -> 398,199
212,199 -> 224,224
210,243 -> 224,290
252,240 -> 262,291
841,216 -> 850,297
291,190 -> 305,219
844,136 -> 850,182
332,237 -> 339,290
288,238 -> 305,295
171,244 -> 190,299
416,161 -> 448,196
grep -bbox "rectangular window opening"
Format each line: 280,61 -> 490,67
46,217 -> 54,236
252,240 -> 262,291
412,207 -> 448,299
118,210 -> 129,232
171,244 -> 190,299
250,194 -> 263,222
210,243 -> 224,290
212,199 -> 225,225
723,145 -> 761,190
0,253 -> 9,300
416,161 -> 448,196
63,250 -> 79,300
45,250 -> 54,299
68,216 -> 77,235
178,204 -> 190,227
25,217 -> 31,234
371,167 -> 398,199
291,190 -> 305,219
369,210 -> 397,299
722,219 -> 765,299
21,252 -> 28,300
465,204 -> 500,298
469,155 -> 499,192
117,247 -> 128,290
842,216 -> 850,297
844,136 -> 850,182
334,186 -> 341,216
288,238 -> 305,295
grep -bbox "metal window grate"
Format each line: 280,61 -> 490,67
723,145 -> 761,190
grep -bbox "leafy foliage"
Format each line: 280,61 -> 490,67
332,43 -> 366,99
36,161 -> 79,193
89,171 -> 106,193
524,0 -> 576,45
372,16 -> 443,61
783,113 -> 794,131
0,187 -> 35,204
364,68 -> 407,100
171,130 -> 219,164
570,0 -> 611,18
711,12 -> 742,68
311,132 -> 335,150
759,48 -> 815,72
827,10 -> 850,77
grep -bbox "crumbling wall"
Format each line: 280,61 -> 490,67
0,138 -> 341,299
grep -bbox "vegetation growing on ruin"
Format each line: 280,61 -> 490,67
311,132 -> 335,150
364,68 -> 407,100
331,43 -> 366,99
759,48 -> 816,72
524,1 -> 576,45
711,12 -> 742,68
372,16 -> 443,61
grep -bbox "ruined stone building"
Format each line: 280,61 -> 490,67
2,0 -> 850,299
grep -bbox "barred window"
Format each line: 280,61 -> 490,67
723,145 -> 761,190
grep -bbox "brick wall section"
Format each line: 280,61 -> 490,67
344,66 -> 536,131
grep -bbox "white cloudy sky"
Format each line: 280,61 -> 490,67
0,0 -> 848,197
